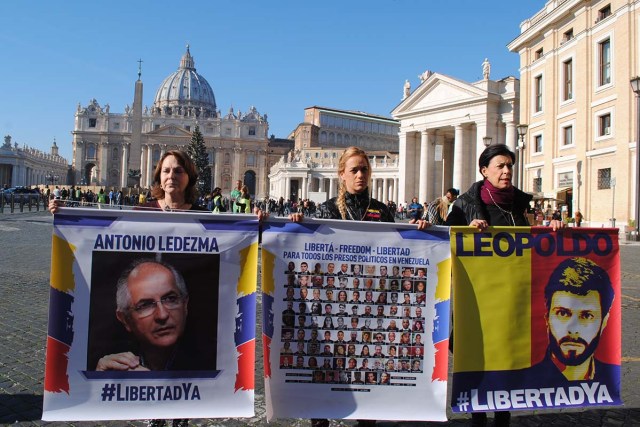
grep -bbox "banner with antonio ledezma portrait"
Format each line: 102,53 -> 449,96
43,208 -> 258,421
261,218 -> 451,421
450,226 -> 622,414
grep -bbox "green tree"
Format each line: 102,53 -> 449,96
186,125 -> 211,198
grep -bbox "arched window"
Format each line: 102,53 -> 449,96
320,131 -> 328,143
224,153 -> 231,165
112,147 -> 118,160
243,170 -> 257,195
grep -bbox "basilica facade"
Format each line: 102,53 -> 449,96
71,46 -> 289,197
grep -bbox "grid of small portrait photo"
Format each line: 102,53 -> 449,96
281,261 -> 427,385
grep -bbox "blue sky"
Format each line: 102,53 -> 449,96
0,1 -> 543,161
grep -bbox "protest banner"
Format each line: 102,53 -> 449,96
450,226 -> 621,413
43,208 -> 258,421
261,218 -> 451,421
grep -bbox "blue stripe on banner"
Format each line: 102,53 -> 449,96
199,219 -> 259,232
83,370 -> 221,380
397,229 -> 450,241
262,221 -> 321,234
262,293 -> 274,338
54,214 -> 118,227
432,299 -> 450,344
235,293 -> 256,345
48,287 -> 74,346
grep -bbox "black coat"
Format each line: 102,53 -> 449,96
315,191 -> 395,223
446,180 -> 532,226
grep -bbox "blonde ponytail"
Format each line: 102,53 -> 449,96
337,180 -> 347,220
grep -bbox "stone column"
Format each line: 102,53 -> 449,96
285,177 -> 291,201
120,143 -> 130,188
398,132 -> 408,203
302,176 -> 308,199
145,145 -> 154,188
100,142 -> 109,185
75,141 -> 84,183
372,177 -> 378,200
233,147 -> 242,182
383,178 -> 389,202
419,130 -> 429,202
329,177 -> 336,199
475,122 -> 488,182
394,178 -> 399,204
453,125 -> 465,192
506,121 -> 517,153
140,145 -> 147,188
211,148 -> 222,191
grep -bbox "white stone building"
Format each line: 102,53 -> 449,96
71,46 -> 288,197
0,136 -> 68,188
392,67 -> 522,205
508,0 -> 639,228
269,107 -> 400,202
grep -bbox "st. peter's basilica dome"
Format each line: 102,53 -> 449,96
153,46 -> 217,118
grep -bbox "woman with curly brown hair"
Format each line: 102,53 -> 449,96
137,150 -> 207,212
49,150 -> 206,214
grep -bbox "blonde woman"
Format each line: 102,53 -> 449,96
292,147 -> 429,229
425,195 -> 450,225
290,147 -> 428,427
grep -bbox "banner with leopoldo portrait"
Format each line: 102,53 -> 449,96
450,226 -> 621,414
261,218 -> 451,421
43,208 -> 258,421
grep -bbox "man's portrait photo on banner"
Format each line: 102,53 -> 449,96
528,257 -> 618,384
87,251 -> 220,374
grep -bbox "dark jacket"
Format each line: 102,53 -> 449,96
315,191 -> 395,223
446,180 -> 532,226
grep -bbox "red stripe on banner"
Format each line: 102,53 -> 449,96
263,334 -> 272,378
432,340 -> 449,381
235,340 -> 255,391
44,336 -> 70,393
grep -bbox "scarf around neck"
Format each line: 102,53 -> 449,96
480,179 -> 515,210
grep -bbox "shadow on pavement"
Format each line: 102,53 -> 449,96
0,393 -> 43,423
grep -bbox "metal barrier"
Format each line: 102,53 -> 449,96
0,195 -> 47,214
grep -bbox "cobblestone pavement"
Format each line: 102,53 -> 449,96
0,211 -> 638,426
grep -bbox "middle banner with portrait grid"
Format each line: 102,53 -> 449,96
261,218 -> 451,421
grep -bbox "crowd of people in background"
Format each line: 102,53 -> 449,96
6,180 -> 577,226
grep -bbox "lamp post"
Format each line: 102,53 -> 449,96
610,177 -> 616,228
483,136 -> 492,147
630,77 -> 640,238
516,124 -> 528,190
45,171 -> 59,186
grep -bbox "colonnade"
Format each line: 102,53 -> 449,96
397,120 -> 518,204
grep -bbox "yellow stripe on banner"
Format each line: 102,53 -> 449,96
435,257 -> 451,302
261,248 -> 276,296
237,242 -> 258,295
452,228 -> 532,372
50,234 -> 76,293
